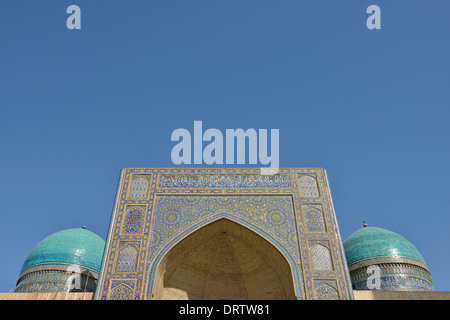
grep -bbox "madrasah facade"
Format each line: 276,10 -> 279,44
3,168 -> 449,300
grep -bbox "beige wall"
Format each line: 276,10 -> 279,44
0,292 -> 94,300
1,290 -> 450,300
354,290 -> 450,300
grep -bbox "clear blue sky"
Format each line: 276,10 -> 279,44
0,1 -> 449,293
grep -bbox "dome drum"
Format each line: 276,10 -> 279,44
15,263 -> 100,293
349,262 -> 434,291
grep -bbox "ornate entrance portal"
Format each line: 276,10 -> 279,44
153,218 -> 296,300
95,168 -> 354,300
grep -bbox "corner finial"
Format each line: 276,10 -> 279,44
363,220 -> 367,228
82,222 -> 87,229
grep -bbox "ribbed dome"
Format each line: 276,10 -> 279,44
20,228 -> 105,274
344,227 -> 427,269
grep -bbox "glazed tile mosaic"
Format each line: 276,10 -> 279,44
150,195 -> 299,262
302,204 -> 327,233
129,176 -> 151,199
298,174 -> 320,198
310,243 -> 334,271
313,280 -> 340,300
94,168 -> 353,300
122,206 -> 145,234
158,174 -> 290,188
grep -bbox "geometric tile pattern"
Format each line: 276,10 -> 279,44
310,243 -> 333,271
302,204 -> 327,233
351,263 -> 434,291
314,280 -> 339,300
116,242 -> 140,272
122,207 -> 145,234
298,174 -> 320,197
109,280 -> 135,300
14,264 -> 99,293
150,195 -> 300,263
129,176 -> 150,199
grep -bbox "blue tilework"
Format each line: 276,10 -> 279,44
158,174 -> 290,188
353,275 -> 434,291
343,227 -> 427,268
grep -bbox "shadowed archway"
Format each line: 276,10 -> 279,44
152,218 -> 297,300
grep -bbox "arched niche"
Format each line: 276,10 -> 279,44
150,218 -> 297,300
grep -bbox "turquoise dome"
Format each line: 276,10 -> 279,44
343,226 -> 433,291
20,228 -> 105,274
344,227 -> 427,268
